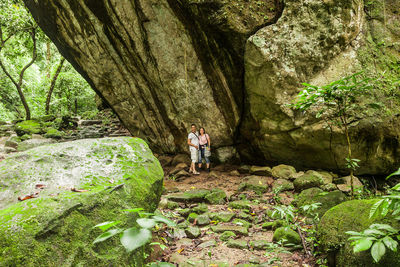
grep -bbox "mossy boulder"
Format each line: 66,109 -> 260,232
219,231 -> 236,241
318,199 -> 400,266
293,173 -> 324,191
272,227 -> 301,246
44,127 -> 63,139
294,188 -> 347,217
167,189 -> 210,203
228,200 -> 253,210
15,120 -> 42,136
249,166 -> 272,176
271,164 -> 297,180
238,175 -> 271,194
262,219 -> 287,230
17,138 -> 56,152
0,137 -> 164,266
210,212 -> 235,222
272,179 -> 294,193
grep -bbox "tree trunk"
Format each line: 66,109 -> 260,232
46,41 -> 51,78
45,57 -> 65,114
0,26 -> 37,120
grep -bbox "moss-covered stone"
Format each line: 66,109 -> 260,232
167,189 -> 210,203
272,227 -> 301,246
15,120 -> 42,136
262,219 -> 286,230
249,166 -> 272,176
238,175 -> 270,194
167,201 -> 179,210
233,218 -> 251,229
210,212 -> 235,222
192,203 -> 208,214
211,225 -> 249,236
228,200 -> 253,210
44,127 -> 63,139
294,188 -> 347,217
318,199 -> 400,266
249,240 -> 270,250
197,214 -> 210,226
185,226 -> 201,239
187,213 -> 198,223
272,179 -> 294,193
271,165 -> 297,180
293,173 -> 324,191
205,188 -> 227,204
219,231 -> 236,241
227,239 -> 248,249
0,137 -> 163,266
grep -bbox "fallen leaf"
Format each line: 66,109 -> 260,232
18,192 -> 39,201
190,186 -> 195,189
71,188 -> 89,192
35,184 -> 46,189
259,180 -> 263,185
177,248 -> 184,254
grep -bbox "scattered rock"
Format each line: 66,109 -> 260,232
192,203 -> 208,214
173,228 -> 187,239
157,155 -> 173,167
205,188 -> 227,205
177,208 -> 191,217
228,200 -> 253,210
208,170 -> 219,179
219,231 -> 236,241
15,120 -> 42,136
198,240 -> 216,248
44,128 -> 63,139
320,183 -> 337,192
238,165 -> 251,174
233,218 -> 251,229
272,178 -> 294,193
185,226 -> 201,239
167,189 -> 210,203
210,212 -> 235,222
293,173 -> 324,191
249,166 -> 272,176
177,220 -> 190,229
238,175 -> 272,194
229,170 -> 241,176
262,219 -> 286,230
211,225 -> 249,236
249,240 -> 270,250
17,138 -> 55,152
227,239 -> 248,249
196,214 -> 210,226
237,211 -> 252,221
337,175 -> 363,193
169,163 -> 188,175
188,213 -> 198,223
158,198 -> 168,209
4,140 -> 18,149
174,170 -> 190,179
271,164 -> 297,180
273,227 -> 301,246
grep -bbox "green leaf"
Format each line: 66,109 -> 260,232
382,236 -> 398,252
364,229 -> 386,237
352,238 -> 373,252
346,231 -> 363,236
136,218 -> 156,229
152,215 -> 176,227
392,183 -> 400,191
370,224 -> 398,233
120,227 -> 152,252
93,228 -> 122,244
387,168 -> 400,180
371,241 -> 386,263
93,221 -> 121,231
370,199 -> 385,219
122,208 -> 144,213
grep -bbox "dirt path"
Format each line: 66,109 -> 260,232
154,163 -> 316,267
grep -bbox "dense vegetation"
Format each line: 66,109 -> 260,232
0,0 -> 96,121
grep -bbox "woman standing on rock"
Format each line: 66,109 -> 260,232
198,127 -> 211,172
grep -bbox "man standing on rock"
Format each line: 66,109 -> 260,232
188,124 -> 200,175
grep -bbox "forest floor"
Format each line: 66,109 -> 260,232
153,163 -> 319,267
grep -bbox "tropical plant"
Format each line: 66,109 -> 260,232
93,208 -> 175,265
346,169 -> 400,263
292,72 -> 373,197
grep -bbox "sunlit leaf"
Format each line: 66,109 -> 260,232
93,221 -> 121,232
93,228 -> 122,244
136,218 -> 156,229
371,241 -> 386,263
352,238 -> 373,252
387,168 -> 400,180
120,227 -> 152,252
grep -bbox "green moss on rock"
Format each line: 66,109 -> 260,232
293,173 -> 324,191
15,120 -> 42,136
0,137 -> 164,266
318,199 -> 400,266
272,227 -> 301,246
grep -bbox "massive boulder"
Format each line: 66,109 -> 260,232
0,137 -> 163,265
24,0 -> 400,174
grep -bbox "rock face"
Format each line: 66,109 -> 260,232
24,0 -> 400,174
0,137 -> 163,265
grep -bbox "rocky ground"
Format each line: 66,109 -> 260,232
150,155 -> 361,266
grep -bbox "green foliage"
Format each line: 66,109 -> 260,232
93,208 -> 175,254
347,169 -> 400,262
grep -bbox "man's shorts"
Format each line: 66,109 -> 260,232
190,148 -> 198,163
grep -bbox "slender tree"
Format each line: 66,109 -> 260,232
45,57 -> 65,114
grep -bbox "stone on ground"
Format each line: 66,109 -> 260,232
17,138 -> 56,152
318,199 -> 400,266
219,231 -> 236,241
167,201 -> 179,210
336,175 -> 363,193
169,163 -> 188,175
15,120 -> 42,136
210,212 -> 235,222
197,214 -> 210,226
229,170 -> 241,176
185,226 -> 201,239
174,170 -> 190,179
0,137 -> 163,266
272,178 -> 294,193
262,219 -> 287,230
171,153 -> 190,166
227,239 -> 248,249
272,227 -> 301,246
293,173 -> 324,191
167,189 -> 210,203
228,200 -> 253,210
249,240 -> 271,250
238,165 -> 251,174
192,203 -> 208,214
211,225 -> 249,236
238,175 -> 272,194
198,240 -> 216,248
249,166 -> 272,176
205,188 -> 227,204
188,213 -> 198,223
44,128 -> 63,139
233,218 -> 251,229
271,164 -> 296,180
